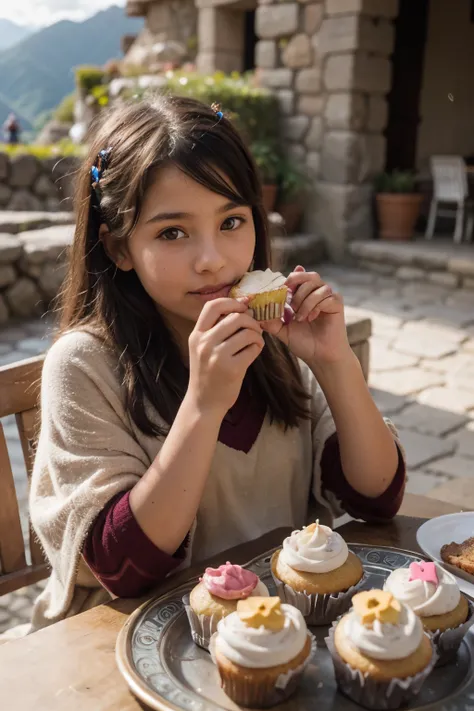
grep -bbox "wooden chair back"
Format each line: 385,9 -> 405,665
0,354 -> 48,595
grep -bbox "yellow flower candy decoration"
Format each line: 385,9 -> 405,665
352,590 -> 402,626
237,596 -> 285,631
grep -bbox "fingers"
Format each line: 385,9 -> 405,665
295,284 -> 334,322
290,277 -> 325,312
218,327 -> 265,357
210,312 -> 262,343
195,297 -> 249,332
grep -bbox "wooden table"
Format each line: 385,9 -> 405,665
0,494 -> 467,710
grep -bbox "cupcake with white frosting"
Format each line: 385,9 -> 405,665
183,562 -> 269,650
384,560 -> 474,665
270,520 -> 365,624
326,589 -> 436,710
211,596 -> 314,708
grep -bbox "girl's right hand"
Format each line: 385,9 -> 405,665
188,297 -> 264,417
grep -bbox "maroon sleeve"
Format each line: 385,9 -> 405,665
83,490 -> 188,598
320,433 -> 406,523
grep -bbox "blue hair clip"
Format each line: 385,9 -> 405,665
91,146 -> 113,197
211,103 -> 224,120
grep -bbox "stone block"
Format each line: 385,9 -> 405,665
45,197 -> 62,212
318,16 -> 359,54
324,92 -> 367,130
8,189 -> 43,212
255,40 -> 277,68
256,5 -> 298,38
369,367 -> 444,396
428,271 -> 459,288
427,476 -> 474,510
369,387 -> 407,416
38,262 -> 67,300
298,95 -> 325,116
359,16 -> 395,54
0,234 -> 22,264
4,277 -> 42,318
0,265 -> 16,288
324,53 -> 391,93
395,428 -> 456,469
282,33 -> 312,68
449,427 -> 474,459
0,183 -> 11,207
406,472 -> 451,498
0,153 -> 9,181
33,174 -> 58,198
325,0 -> 399,17
19,225 -> 74,266
305,117 -> 323,150
367,96 -> 388,132
296,67 -> 322,94
418,387 -> 474,414
463,277 -> 474,290
0,294 -> 8,324
9,155 -> 40,188
306,151 -> 320,177
392,402 -> 467,438
426,456 -> 474,479
396,266 -> 425,281
321,131 -> 385,184
307,182 -> 373,260
305,3 -> 324,33
276,90 -> 294,115
283,116 -> 310,141
448,256 -> 474,277
258,68 -> 293,88
272,234 -> 326,271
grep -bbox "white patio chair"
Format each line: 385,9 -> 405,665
425,155 -> 474,243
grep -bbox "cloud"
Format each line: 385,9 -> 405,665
0,0 -> 125,28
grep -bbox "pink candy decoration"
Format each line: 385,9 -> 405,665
201,561 -> 259,600
408,561 -> 438,586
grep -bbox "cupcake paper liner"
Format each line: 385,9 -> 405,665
325,622 -> 437,711
182,594 -> 221,651
251,303 -> 285,321
427,598 -> 474,666
212,632 -> 316,709
271,569 -> 368,626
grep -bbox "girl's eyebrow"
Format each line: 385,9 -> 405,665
145,201 -> 243,224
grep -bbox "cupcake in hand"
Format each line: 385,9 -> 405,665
211,596 -> 314,708
384,561 -> 474,665
326,590 -> 436,710
183,562 -> 269,650
271,520 -> 365,624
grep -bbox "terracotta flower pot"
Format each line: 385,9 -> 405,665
376,193 -> 423,241
278,200 -> 304,234
262,184 -> 278,213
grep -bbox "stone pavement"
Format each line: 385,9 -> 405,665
1,263 -> 474,635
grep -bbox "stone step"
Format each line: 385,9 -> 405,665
348,238 -> 474,290
272,233 -> 326,271
0,211 -> 74,235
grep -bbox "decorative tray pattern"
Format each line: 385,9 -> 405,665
116,545 -> 474,710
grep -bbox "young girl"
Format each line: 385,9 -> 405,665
29,95 -> 405,633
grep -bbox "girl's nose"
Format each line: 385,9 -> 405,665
194,238 -> 226,273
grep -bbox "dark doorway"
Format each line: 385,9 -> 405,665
385,0 -> 431,171
243,10 -> 257,72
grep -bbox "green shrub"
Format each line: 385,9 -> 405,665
374,170 -> 417,194
162,71 -> 281,145
278,157 -> 310,201
0,140 -> 86,159
75,65 -> 105,92
54,92 -> 75,123
250,140 -> 281,184
91,84 -> 110,107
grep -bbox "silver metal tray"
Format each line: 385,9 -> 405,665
116,545 -> 474,710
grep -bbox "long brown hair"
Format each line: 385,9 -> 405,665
58,94 -> 310,436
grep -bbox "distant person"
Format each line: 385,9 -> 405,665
3,112 -> 20,144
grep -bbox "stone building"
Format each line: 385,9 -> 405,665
125,0 -> 474,260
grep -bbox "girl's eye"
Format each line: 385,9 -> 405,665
221,216 -> 245,231
159,227 -> 186,241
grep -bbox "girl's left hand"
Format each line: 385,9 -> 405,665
260,266 -> 351,366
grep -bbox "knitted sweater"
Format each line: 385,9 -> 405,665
29,330 -> 404,632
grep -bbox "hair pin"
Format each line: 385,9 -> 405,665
211,102 -> 224,120
91,146 -> 113,195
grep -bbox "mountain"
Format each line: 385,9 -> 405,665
0,6 -> 143,132
0,19 -> 33,51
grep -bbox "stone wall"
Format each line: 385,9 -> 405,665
255,0 -> 398,260
0,154 -> 80,213
0,224 -> 73,324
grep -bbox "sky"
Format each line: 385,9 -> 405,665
0,0 -> 125,28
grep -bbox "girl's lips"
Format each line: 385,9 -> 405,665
189,284 -> 233,302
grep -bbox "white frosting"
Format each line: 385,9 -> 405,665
234,269 -> 286,295
279,521 -> 348,573
215,604 -> 308,668
384,566 -> 460,617
251,580 -> 270,597
345,601 -> 423,661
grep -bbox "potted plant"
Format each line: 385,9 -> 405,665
277,159 -> 309,233
374,170 -> 423,241
251,140 -> 281,213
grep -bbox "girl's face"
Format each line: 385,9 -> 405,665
118,163 -> 255,331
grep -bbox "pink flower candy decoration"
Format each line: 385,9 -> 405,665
202,561 -> 259,600
408,561 -> 438,586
